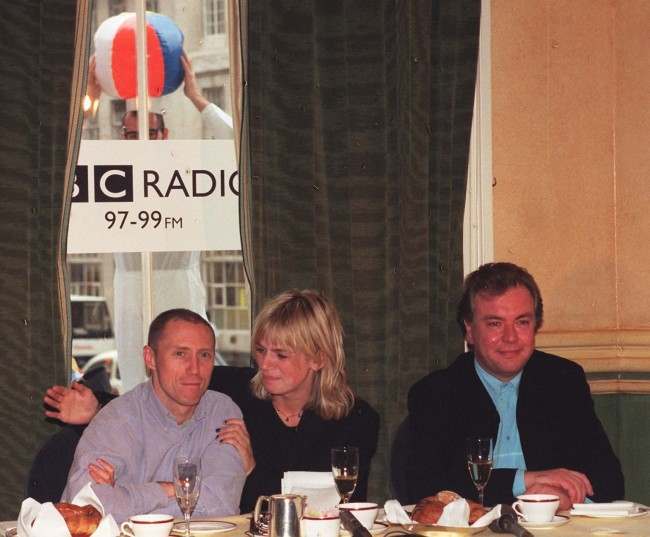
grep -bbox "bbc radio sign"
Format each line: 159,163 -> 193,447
68,140 -> 240,254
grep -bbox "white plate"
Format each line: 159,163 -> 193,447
172,520 -> 237,535
340,522 -> 388,536
403,523 -> 488,535
519,515 -> 570,529
570,506 -> 649,519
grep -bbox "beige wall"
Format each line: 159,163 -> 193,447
491,0 -> 650,375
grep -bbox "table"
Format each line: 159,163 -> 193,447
2,511 -> 648,537
188,513 -> 650,537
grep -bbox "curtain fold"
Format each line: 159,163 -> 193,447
242,0 -> 480,500
232,0 -> 256,308
0,0 -> 90,517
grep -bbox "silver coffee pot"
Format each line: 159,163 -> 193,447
253,494 -> 306,537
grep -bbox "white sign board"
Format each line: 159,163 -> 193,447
68,140 -> 239,253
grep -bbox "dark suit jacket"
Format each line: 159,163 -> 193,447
406,350 -> 624,505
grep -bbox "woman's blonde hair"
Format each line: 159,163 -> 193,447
250,289 -> 354,420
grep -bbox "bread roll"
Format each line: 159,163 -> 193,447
411,496 -> 445,524
54,502 -> 101,537
411,490 -> 487,525
467,500 -> 487,524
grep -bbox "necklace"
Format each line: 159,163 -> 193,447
273,404 -> 304,424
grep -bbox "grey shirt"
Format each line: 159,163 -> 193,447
63,381 -> 245,523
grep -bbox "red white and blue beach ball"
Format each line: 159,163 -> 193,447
94,11 -> 184,99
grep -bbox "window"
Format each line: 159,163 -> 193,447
109,0 -> 127,16
203,0 -> 226,36
204,86 -> 225,110
68,254 -> 104,296
71,1 -> 247,390
82,114 -> 100,140
202,85 -> 227,139
110,100 -> 126,140
202,251 -> 249,332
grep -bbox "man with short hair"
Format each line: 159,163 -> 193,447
62,309 -> 245,523
406,262 -> 624,509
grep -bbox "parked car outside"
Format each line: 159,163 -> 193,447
71,295 -> 115,369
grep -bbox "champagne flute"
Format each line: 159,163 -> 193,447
174,455 -> 201,537
466,437 -> 493,507
331,446 -> 359,503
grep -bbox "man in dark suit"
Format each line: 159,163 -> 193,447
406,262 -> 624,508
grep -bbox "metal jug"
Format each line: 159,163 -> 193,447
253,494 -> 306,537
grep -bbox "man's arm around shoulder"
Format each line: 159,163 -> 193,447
194,393 -> 246,516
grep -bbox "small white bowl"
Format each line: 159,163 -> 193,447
339,502 -> 379,529
302,514 -> 340,537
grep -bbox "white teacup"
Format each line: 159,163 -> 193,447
512,494 -> 560,523
338,502 -> 379,530
120,514 -> 174,537
301,514 -> 341,537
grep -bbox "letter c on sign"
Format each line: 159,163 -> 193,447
99,169 -> 127,198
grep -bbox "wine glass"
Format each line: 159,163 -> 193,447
466,437 -> 493,506
331,446 -> 359,503
174,455 -> 201,537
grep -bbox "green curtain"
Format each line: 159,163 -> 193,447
0,0 -> 89,517
242,1 -> 480,500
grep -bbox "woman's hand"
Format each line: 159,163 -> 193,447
88,458 -> 115,486
43,382 -> 100,424
217,418 -> 256,475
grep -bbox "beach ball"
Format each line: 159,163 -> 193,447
94,11 -> 184,100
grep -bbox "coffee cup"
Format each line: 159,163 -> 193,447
512,494 -> 560,523
302,514 -> 340,537
338,502 -> 378,530
120,514 -> 174,537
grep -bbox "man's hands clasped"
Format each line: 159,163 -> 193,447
524,468 -> 593,510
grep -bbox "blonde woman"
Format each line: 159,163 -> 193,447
42,290 -> 379,512
225,289 -> 380,511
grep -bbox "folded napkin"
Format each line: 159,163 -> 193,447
18,483 -> 120,537
383,500 -> 412,524
383,499 -> 501,528
281,472 -> 340,516
570,501 -> 637,517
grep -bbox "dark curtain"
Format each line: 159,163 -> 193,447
0,1 -> 88,517
243,1 -> 480,500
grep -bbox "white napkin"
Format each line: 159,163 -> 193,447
17,482 -> 120,537
281,472 -> 340,516
383,500 -> 412,524
383,498 -> 501,528
570,501 -> 636,517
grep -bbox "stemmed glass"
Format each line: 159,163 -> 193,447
174,455 -> 201,537
331,446 -> 359,504
466,437 -> 493,507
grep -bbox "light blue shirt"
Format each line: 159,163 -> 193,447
474,360 -> 527,496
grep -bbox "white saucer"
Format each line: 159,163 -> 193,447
340,522 -> 388,536
519,515 -> 570,529
172,520 -> 237,535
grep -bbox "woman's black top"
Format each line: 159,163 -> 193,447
209,366 -> 380,513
